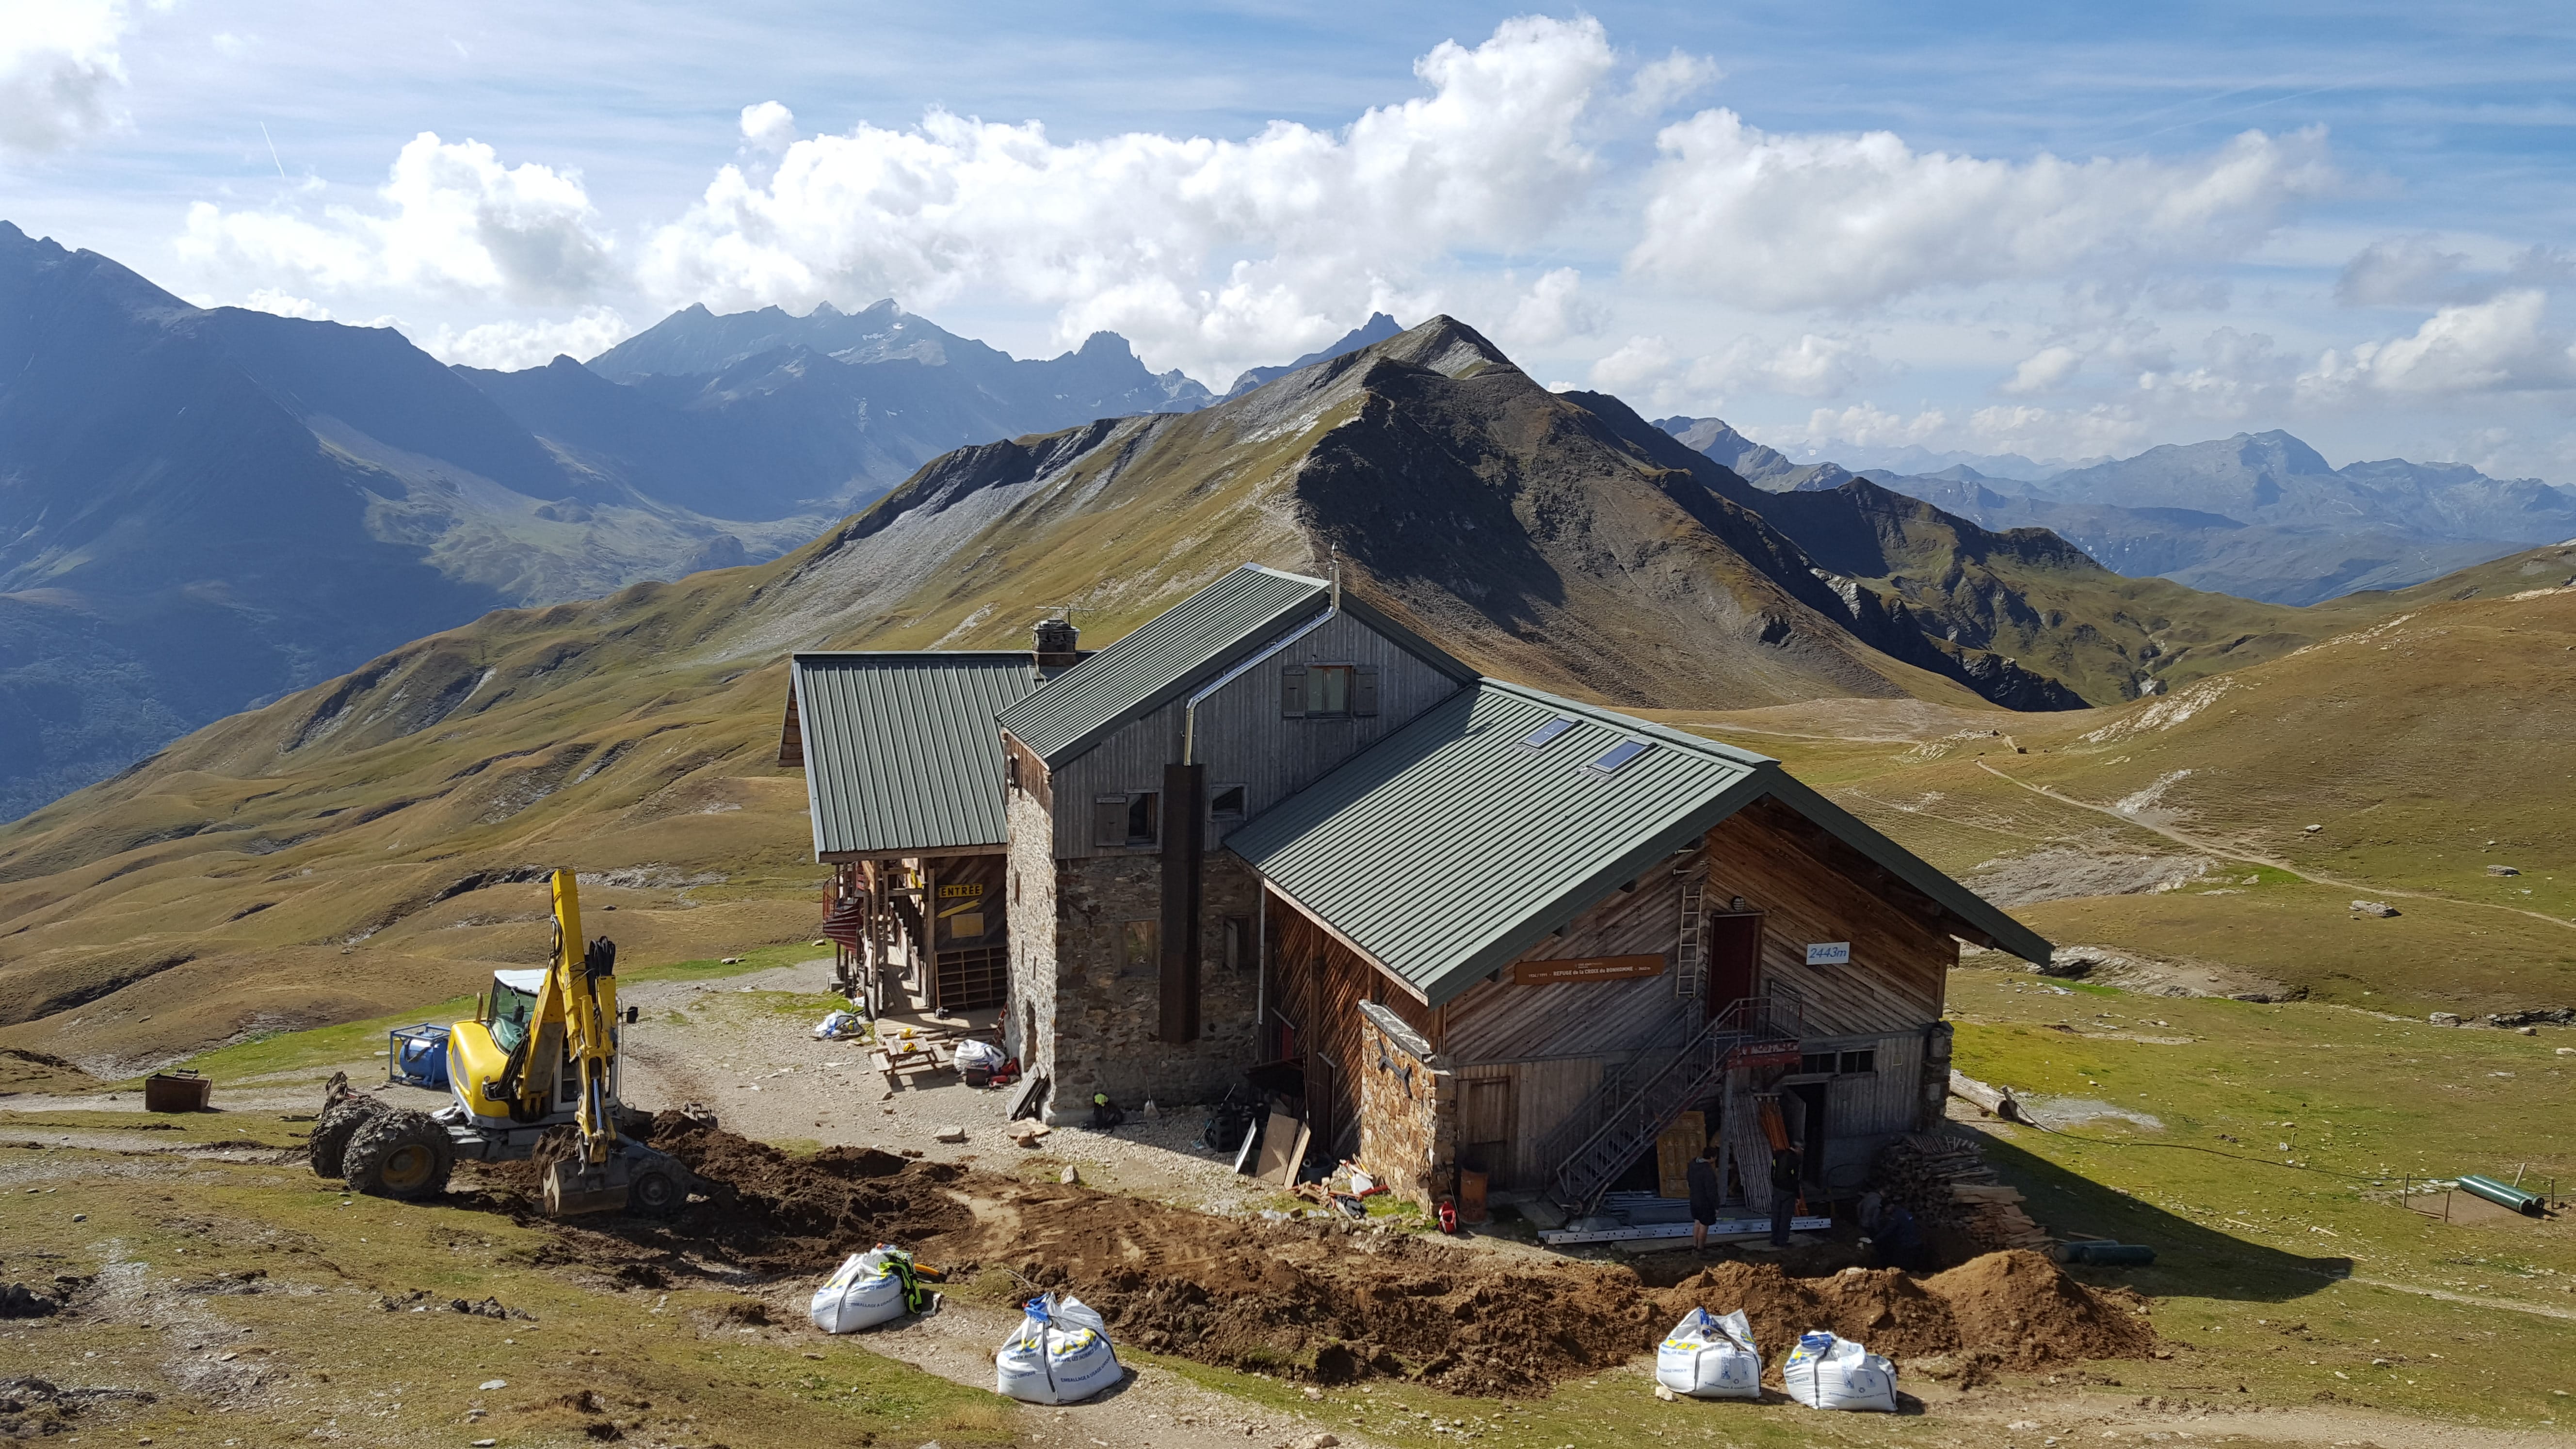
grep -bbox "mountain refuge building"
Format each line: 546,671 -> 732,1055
780,564 -> 2051,1215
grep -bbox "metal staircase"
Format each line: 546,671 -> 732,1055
1540,992 -> 1801,1215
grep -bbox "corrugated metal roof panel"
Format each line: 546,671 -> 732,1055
1231,679 -> 2051,1005
790,652 -> 1041,857
995,564 -> 1329,765
1228,679 -> 1772,1005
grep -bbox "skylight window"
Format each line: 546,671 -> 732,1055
1589,739 -> 1652,774
1520,716 -> 1577,749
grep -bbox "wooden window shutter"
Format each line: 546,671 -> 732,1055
1280,665 -> 1306,718
1092,796 -> 1126,848
1352,665 -> 1379,717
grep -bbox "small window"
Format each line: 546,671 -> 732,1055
1589,739 -> 1652,774
1800,1052 -> 1837,1076
1304,664 -> 1353,716
1209,784 -> 1247,820
1521,716 -> 1576,749
1838,1049 -> 1877,1075
1126,790 -> 1160,847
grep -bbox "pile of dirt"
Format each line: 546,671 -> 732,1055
1654,1253 -> 2154,1376
1923,1250 -> 2157,1366
485,1114 -> 2152,1399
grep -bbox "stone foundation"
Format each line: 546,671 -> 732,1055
1355,1002 -> 1458,1209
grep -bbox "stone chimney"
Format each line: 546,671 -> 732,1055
1032,616 -> 1079,668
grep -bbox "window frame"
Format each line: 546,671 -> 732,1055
1208,783 -> 1248,821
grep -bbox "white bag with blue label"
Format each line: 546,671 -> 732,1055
1654,1307 -> 1760,1399
1783,1330 -> 1899,1412
994,1292 -> 1122,1404
808,1247 -> 908,1333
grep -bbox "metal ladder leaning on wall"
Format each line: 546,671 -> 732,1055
1539,992 -> 1800,1216
1673,877 -> 1704,1003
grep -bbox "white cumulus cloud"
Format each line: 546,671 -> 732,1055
2301,290 -> 2576,400
1630,115 -> 2336,310
177,131 -> 616,305
1588,329 -> 1889,410
2000,344 -> 2083,396
635,16 -> 1617,382
414,306 -> 634,371
0,0 -> 131,155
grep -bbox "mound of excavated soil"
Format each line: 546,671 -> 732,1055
1653,1254 -> 2155,1377
483,1115 -> 2153,1398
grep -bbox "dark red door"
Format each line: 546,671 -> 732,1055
1705,913 -> 1763,1020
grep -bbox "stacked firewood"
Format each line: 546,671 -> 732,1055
1871,1132 -> 2053,1251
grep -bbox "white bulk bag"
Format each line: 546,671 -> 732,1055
809,1248 -> 908,1333
995,1292 -> 1121,1404
1783,1331 -> 1898,1412
953,1038 -> 1006,1073
1654,1307 -> 1760,1399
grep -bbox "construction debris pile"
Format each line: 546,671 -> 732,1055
1871,1132 -> 2054,1253
483,1114 -> 2153,1398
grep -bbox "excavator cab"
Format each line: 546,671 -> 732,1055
308,871 -> 689,1217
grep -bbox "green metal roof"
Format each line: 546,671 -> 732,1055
789,652 -> 1042,858
994,563 -> 1478,767
1228,679 -> 2050,1005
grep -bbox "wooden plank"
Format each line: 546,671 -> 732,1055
1512,954 -> 1666,984
1252,1109 -> 1304,1184
1656,1111 -> 1707,1199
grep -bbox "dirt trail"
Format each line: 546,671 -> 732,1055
481,1114 -> 2159,1401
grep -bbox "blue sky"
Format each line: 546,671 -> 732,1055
6,1 -> 2574,477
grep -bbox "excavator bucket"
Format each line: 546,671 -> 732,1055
534,1134 -> 691,1218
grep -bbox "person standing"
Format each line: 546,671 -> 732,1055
1686,1141 -> 1722,1252
1768,1143 -> 1803,1247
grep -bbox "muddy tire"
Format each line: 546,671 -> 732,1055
625,1165 -> 685,1219
308,1095 -> 386,1179
342,1109 -> 453,1200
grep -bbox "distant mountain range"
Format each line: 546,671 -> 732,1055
0,223 -> 1414,819
1656,417 -> 2576,604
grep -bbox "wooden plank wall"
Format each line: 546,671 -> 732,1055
1454,1057 -> 1609,1191
1703,796 -> 1955,1036
1050,611 -> 1466,859
1268,888 -> 1432,1157
1434,843 -> 1704,1063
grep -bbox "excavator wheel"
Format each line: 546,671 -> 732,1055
308,1095 -> 386,1179
624,1163 -> 688,1219
342,1108 -> 455,1201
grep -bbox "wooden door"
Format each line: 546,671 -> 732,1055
1655,1110 -> 1707,1198
1705,913 -> 1764,1018
1462,1075 -> 1514,1186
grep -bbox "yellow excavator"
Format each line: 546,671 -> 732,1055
309,870 -> 691,1216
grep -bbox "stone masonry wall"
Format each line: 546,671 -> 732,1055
1002,768 -> 1061,1095
1040,849 -> 1265,1124
1356,1008 -> 1458,1210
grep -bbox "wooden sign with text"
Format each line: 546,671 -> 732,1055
1513,954 -> 1666,985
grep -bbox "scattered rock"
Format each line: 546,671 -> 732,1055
1653,1383 -> 1677,1401
2351,900 -> 2399,918
2520,1027 -> 2541,1037
478,1378 -> 508,1391
2430,1012 -> 2465,1026
1060,1165 -> 1081,1185
2303,824 -> 2322,833
933,1126 -> 968,1144
451,1296 -> 533,1321
721,956 -> 742,965
2489,865 -> 2522,876
1289,1435 -> 1338,1449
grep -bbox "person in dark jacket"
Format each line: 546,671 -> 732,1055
1686,1142 -> 1723,1251
1874,1202 -> 1926,1271
1768,1144 -> 1803,1246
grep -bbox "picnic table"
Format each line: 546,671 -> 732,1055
870,1038 -> 948,1089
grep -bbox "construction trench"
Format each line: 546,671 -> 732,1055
475,1111 -> 2159,1400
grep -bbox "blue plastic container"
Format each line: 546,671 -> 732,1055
389,1023 -> 452,1089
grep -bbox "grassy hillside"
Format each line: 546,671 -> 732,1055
1669,545 -> 2576,1014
